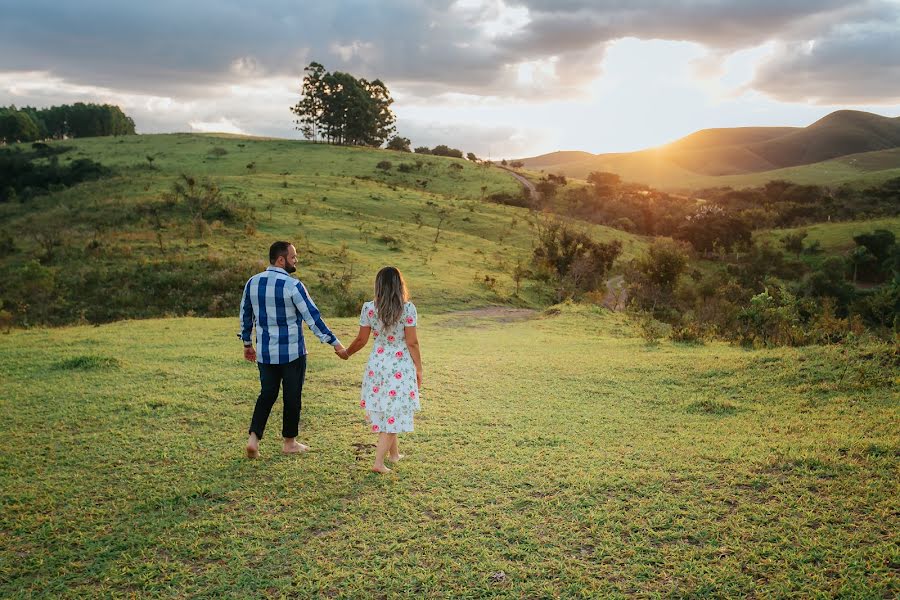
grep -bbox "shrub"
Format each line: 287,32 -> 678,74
625,238 -> 691,317
735,286 -> 806,347
487,191 -> 531,208
532,219 -> 622,300
669,321 -> 706,344
635,313 -> 667,345
376,160 -> 392,171
386,136 -> 411,152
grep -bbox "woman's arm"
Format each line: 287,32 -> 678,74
344,326 -> 372,358
405,326 -> 423,387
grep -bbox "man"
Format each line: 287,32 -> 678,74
239,241 -> 346,459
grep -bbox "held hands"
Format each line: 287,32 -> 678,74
334,344 -> 350,360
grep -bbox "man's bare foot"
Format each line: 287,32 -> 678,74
387,454 -> 405,463
371,464 -> 392,474
282,441 -> 310,454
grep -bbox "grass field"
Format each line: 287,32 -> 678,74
756,218 -> 900,261
1,305 -> 897,597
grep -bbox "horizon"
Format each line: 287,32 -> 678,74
2,1 -> 900,157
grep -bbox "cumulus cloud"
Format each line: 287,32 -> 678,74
751,21 -> 900,103
1,0 -> 898,144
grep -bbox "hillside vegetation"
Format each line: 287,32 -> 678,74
0,133 -> 645,326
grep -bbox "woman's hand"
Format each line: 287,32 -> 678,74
416,369 -> 423,388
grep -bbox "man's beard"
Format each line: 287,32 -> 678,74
285,264 -> 297,273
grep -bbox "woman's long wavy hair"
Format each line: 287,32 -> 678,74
374,266 -> 408,327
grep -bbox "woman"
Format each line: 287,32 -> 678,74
340,266 -> 422,473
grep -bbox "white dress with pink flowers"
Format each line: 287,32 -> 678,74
358,301 -> 420,433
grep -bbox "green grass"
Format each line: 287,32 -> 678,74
1,304 -> 897,597
0,134 -> 647,322
756,217 -> 900,257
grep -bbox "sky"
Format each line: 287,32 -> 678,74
1,0 -> 899,158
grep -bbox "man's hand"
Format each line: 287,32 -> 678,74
243,346 -> 256,362
334,344 -> 349,360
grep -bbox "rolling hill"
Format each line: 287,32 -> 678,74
520,110 -> 900,190
0,133 -> 646,326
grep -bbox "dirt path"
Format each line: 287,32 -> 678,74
437,307 -> 538,328
497,166 -> 541,203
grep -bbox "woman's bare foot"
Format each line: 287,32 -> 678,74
371,464 -> 392,474
387,453 -> 405,463
246,433 -> 260,459
282,441 -> 310,454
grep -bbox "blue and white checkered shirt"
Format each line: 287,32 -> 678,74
238,266 -> 341,364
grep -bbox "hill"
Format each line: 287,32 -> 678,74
521,110 -> 900,190
0,133 -> 645,326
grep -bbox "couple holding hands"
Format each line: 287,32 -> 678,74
238,241 -> 422,474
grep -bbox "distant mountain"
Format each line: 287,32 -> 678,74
520,110 -> 900,189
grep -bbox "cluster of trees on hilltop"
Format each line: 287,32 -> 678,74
291,62 -> 396,146
0,103 -> 136,143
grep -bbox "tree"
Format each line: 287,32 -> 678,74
291,62 -> 325,142
414,146 -> 431,154
290,62 -> 396,147
780,230 -> 807,257
466,152 -> 478,162
431,145 -> 463,158
587,171 -> 621,189
848,246 -> 878,283
625,238 -> 691,315
853,230 -> 895,263
0,110 -> 40,143
676,205 -> 751,255
386,135 -> 411,152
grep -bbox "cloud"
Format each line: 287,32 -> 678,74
751,21 -> 900,103
2,0 -> 892,102
1,0 -> 898,146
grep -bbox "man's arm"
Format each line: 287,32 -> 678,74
291,281 -> 343,350
238,278 -> 256,361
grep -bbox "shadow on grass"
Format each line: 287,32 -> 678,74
54,355 -> 121,370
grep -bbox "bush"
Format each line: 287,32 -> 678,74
635,313 -> 667,345
376,160 -> 392,171
386,136 -> 411,152
735,286 -> 805,347
532,219 -> 623,300
487,191 -> 531,208
669,321 -> 706,344
431,145 -> 464,158
625,238 -> 691,317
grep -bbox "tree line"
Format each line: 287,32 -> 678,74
291,62 -> 396,147
0,103 -> 136,143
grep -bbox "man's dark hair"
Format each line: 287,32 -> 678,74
269,241 -> 292,264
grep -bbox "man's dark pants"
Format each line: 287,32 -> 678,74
249,356 -> 307,439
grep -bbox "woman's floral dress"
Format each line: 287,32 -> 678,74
359,301 -> 420,433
